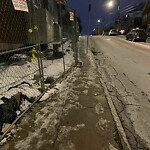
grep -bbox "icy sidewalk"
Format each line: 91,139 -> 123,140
1,40 -> 121,150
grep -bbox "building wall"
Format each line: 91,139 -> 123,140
142,0 -> 150,29
0,0 -> 58,50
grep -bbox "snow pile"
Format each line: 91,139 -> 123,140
0,40 -> 75,138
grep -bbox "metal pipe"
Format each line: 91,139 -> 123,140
118,0 -> 120,32
59,3 -> 66,73
87,3 -> 91,53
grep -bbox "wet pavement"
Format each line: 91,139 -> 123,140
1,40 -> 122,150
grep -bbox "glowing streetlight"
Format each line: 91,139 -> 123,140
106,0 -> 120,31
107,1 -> 114,8
97,19 -> 101,23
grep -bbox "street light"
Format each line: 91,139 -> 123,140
117,0 -> 120,31
97,19 -> 101,23
107,1 -> 114,8
106,0 -> 120,32
97,19 -> 101,34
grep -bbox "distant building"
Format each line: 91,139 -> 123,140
142,0 -> 150,35
121,1 -> 146,32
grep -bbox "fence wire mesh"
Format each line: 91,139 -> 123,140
0,45 -> 41,98
0,0 -> 78,99
0,0 -> 79,136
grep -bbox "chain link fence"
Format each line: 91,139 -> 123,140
0,0 -> 79,99
0,0 -> 79,135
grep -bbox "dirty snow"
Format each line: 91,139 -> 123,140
0,40 -> 74,104
82,89 -> 88,94
0,138 -> 7,146
0,40 -> 76,147
57,124 -> 85,142
13,69 -> 83,149
96,118 -> 109,131
95,103 -> 104,115
0,100 -> 4,105
109,143 -> 118,150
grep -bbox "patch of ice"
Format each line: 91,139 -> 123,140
82,89 -> 88,95
96,118 -> 109,131
15,130 -> 43,150
76,124 -> 85,128
40,88 -> 58,102
58,124 -> 85,142
95,103 -> 104,115
59,140 -> 75,150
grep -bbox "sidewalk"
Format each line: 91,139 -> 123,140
1,41 -> 122,150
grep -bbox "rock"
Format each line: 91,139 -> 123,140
40,44 -> 48,51
13,93 -> 22,107
53,51 -> 65,59
45,76 -> 54,84
8,54 -> 27,64
46,51 -> 54,60
53,43 -> 60,52
66,49 -> 70,52
34,73 -> 40,84
0,98 -> 19,132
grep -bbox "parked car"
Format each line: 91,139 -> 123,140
126,28 -> 147,42
108,29 -> 118,36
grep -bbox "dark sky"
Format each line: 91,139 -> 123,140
67,0 -> 145,34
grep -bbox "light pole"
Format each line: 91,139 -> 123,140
97,19 -> 101,34
106,0 -> 120,32
117,0 -> 120,32
87,3 -> 91,53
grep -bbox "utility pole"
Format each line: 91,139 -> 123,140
118,0 -> 120,33
59,2 -> 66,73
87,3 -> 91,53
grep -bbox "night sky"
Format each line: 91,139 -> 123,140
67,0 -> 145,34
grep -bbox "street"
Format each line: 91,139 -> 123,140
89,35 -> 150,149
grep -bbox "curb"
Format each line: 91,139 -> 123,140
99,78 -> 131,150
89,49 -> 132,150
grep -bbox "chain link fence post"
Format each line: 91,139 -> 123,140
59,3 -> 66,73
37,45 -> 45,93
74,10 -> 79,64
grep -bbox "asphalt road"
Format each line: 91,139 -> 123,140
89,35 -> 150,149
